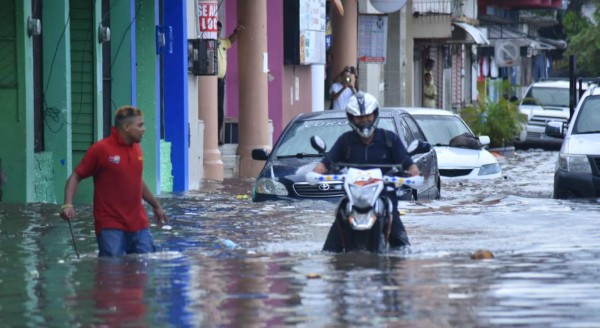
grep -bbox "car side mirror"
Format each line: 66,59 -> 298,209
251,148 -> 270,161
407,140 -> 431,155
545,121 -> 566,139
478,135 -> 490,146
310,136 -> 327,153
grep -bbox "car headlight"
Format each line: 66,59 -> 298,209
254,178 -> 288,196
557,154 -> 591,174
478,163 -> 501,176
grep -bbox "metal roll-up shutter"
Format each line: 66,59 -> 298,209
70,0 -> 95,151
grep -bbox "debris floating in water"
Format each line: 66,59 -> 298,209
306,273 -> 321,279
219,238 -> 238,249
470,249 -> 494,260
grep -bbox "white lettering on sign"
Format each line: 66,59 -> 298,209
197,0 -> 218,39
304,120 -> 347,128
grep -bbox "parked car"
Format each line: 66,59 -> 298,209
545,85 -> 600,199
251,109 -> 440,202
517,80 -> 590,147
405,108 -> 501,180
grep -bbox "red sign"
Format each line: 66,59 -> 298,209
360,56 -> 385,63
197,0 -> 218,39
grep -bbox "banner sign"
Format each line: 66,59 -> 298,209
197,0 -> 218,39
299,0 -> 326,64
358,15 -> 388,63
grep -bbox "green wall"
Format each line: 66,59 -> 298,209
136,0 -> 159,193
0,0 -> 35,202
0,0 -> 161,203
42,1 -> 72,204
110,0 -> 134,110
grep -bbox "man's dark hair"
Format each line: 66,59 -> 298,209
217,21 -> 222,28
114,106 -> 143,128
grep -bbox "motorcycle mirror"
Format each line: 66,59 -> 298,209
310,136 -> 327,153
407,140 -> 431,155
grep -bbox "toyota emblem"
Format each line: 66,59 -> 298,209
318,183 -> 331,191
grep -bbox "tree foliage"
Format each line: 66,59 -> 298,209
556,4 -> 600,76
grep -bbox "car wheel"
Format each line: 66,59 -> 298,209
434,176 -> 441,200
554,189 -> 576,199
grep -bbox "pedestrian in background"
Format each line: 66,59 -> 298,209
423,72 -> 437,108
60,105 -> 169,257
217,21 -> 245,145
329,66 -> 357,110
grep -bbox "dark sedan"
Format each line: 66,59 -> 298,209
251,109 -> 440,202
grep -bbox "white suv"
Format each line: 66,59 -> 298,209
545,85 -> 600,199
517,80 -> 576,146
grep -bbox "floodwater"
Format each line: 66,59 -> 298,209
2,149 -> 600,327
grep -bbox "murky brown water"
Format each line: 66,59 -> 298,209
2,149 -> 600,327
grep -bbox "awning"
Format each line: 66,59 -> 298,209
452,22 -> 490,45
484,25 -> 566,50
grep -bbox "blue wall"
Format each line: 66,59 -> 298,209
163,0 -> 189,191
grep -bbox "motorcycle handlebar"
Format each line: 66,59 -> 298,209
306,171 -> 424,187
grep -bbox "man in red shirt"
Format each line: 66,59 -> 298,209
60,106 -> 169,257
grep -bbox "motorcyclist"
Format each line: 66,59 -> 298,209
313,91 -> 420,251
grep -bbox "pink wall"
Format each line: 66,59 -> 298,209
267,0 -> 284,141
224,0 -> 312,142
224,2 -> 239,120
282,66 -> 313,127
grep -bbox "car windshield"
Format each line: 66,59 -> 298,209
274,117 -> 397,157
523,87 -> 570,107
573,96 -> 600,134
412,115 -> 471,146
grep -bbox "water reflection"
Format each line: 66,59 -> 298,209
90,258 -> 149,326
3,150 -> 600,326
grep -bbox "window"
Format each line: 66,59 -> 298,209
524,86 -> 569,108
413,115 -> 471,145
274,117 -> 397,157
574,96 -> 600,134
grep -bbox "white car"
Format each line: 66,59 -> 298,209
403,108 -> 502,180
517,80 -> 590,146
545,85 -> 600,199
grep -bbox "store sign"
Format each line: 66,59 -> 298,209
358,15 -> 388,63
197,0 -> 218,39
299,0 -> 326,64
494,41 -> 520,67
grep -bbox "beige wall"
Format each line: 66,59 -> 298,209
282,65 -> 313,127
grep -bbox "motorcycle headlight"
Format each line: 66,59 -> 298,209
478,163 -> 501,176
557,154 -> 592,174
347,184 -> 380,208
254,178 -> 288,196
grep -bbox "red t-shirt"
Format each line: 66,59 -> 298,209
75,127 -> 149,234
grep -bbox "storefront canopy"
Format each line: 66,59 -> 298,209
482,25 -> 566,50
452,22 -> 490,45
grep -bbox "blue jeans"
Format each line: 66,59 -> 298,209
97,228 -> 156,257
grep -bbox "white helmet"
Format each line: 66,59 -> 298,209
346,91 -> 380,138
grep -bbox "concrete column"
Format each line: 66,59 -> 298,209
331,0 -> 358,81
311,64 -> 325,111
237,0 -> 269,178
199,76 -> 224,181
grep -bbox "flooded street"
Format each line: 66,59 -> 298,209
2,149 -> 600,327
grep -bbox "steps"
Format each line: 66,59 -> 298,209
219,143 -> 239,178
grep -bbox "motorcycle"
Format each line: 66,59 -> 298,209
305,136 -> 429,253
